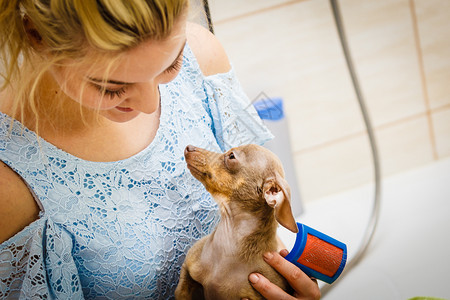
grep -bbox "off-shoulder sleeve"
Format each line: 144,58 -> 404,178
0,216 -> 84,299
202,67 -> 273,152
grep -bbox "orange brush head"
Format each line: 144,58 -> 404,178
285,223 -> 347,284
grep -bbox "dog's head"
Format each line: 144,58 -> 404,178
184,144 -> 298,233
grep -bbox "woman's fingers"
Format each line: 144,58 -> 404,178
249,251 -> 320,300
248,272 -> 293,300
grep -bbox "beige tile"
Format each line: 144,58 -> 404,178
376,115 -> 434,176
432,108 -> 450,158
214,0 -> 365,152
208,0 -> 291,23
296,114 -> 434,202
339,0 -> 426,126
211,0 -> 437,201
294,134 -> 373,203
414,0 -> 450,110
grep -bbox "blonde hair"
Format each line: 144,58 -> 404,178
0,0 -> 188,131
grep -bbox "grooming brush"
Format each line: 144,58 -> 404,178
285,222 -> 347,284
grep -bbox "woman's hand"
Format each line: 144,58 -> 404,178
247,249 -> 321,300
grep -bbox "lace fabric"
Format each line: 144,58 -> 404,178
0,44 -> 273,299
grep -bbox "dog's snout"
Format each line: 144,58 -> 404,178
185,145 -> 197,154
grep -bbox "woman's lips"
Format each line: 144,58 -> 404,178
115,106 -> 134,113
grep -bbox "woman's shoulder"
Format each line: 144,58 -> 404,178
186,22 -> 231,77
0,161 -> 40,243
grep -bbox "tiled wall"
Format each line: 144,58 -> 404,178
208,0 -> 450,203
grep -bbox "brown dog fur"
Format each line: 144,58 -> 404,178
175,144 -> 298,300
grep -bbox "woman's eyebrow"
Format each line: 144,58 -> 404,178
87,40 -> 187,85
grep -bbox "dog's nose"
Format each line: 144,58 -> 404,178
185,145 -> 197,153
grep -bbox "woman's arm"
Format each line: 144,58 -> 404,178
0,162 -> 40,243
186,22 -> 231,76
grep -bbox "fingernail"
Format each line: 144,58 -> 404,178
249,273 -> 259,284
263,252 -> 273,261
280,249 -> 289,257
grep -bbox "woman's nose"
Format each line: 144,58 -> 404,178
128,82 -> 160,114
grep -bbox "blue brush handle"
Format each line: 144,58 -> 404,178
284,222 -> 347,284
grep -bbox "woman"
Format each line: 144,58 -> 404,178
0,0 -> 320,298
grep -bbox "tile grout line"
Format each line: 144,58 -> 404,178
409,0 -> 439,160
292,107 -> 450,156
432,102 -> 450,114
293,102 -> 450,156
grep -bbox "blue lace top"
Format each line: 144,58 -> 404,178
0,44 -> 273,299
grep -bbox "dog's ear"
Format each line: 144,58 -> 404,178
263,175 -> 298,233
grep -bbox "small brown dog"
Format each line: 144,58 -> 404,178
175,144 -> 299,300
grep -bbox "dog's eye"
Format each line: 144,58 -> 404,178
229,152 -> 236,160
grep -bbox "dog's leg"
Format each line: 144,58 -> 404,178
175,264 -> 204,300
176,237 -> 208,299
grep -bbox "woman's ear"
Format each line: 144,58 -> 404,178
23,16 -> 44,50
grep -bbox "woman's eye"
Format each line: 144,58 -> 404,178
164,56 -> 183,74
92,84 -> 127,99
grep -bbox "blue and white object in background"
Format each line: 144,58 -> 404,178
253,97 -> 303,217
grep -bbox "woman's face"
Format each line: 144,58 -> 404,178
49,16 -> 187,123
